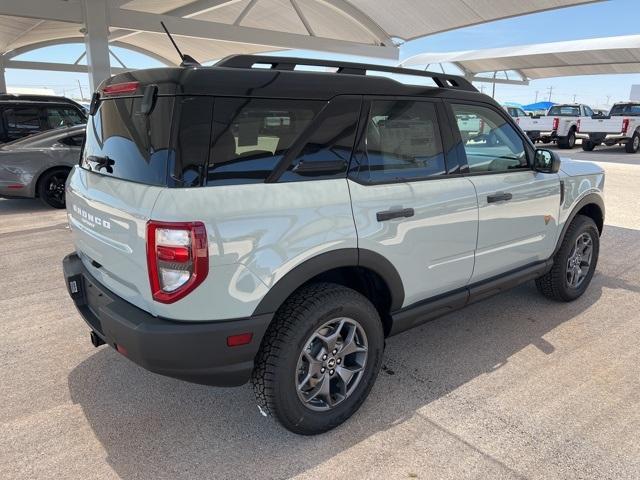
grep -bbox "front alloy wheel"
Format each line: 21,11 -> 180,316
566,233 -> 593,289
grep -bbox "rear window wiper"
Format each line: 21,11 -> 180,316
87,155 -> 115,173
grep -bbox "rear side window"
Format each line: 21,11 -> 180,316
207,98 -> 322,186
3,107 -> 41,138
45,107 -> 85,129
82,96 -> 174,186
360,100 -> 445,182
451,103 -> 528,173
278,97 -> 360,182
60,133 -> 85,147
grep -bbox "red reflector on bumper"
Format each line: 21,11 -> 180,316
116,344 -> 128,356
227,333 -> 253,347
7,184 -> 24,189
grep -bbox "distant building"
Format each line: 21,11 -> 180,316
7,86 -> 56,96
631,85 -> 640,101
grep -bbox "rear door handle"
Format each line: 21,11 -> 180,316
376,208 -> 415,222
487,192 -> 513,203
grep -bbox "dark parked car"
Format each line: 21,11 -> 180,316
0,125 -> 85,208
0,94 -> 86,143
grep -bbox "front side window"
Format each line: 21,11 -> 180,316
207,98 -> 322,186
361,100 -> 445,182
452,103 -> 528,173
45,107 -> 85,129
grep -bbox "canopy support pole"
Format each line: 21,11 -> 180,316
82,0 -> 111,93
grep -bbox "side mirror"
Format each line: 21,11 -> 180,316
534,148 -> 561,174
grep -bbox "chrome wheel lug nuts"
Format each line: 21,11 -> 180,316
322,354 -> 327,360
329,369 -> 334,375
332,349 -> 337,355
337,358 -> 341,364
321,367 -> 325,373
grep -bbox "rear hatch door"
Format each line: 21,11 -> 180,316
66,85 -> 180,315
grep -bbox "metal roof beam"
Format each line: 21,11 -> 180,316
5,59 -> 127,74
108,7 -> 398,59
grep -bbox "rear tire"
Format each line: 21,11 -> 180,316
582,140 -> 596,151
536,215 -> 599,302
37,168 -> 69,209
252,282 -> 384,435
625,132 -> 640,153
558,129 -> 576,149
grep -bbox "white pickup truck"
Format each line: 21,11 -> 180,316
578,102 -> 640,153
517,104 -> 594,149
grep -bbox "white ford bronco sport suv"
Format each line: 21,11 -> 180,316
63,56 -> 605,435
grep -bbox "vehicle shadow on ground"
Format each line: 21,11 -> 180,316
67,225 -> 639,480
0,198 -> 51,213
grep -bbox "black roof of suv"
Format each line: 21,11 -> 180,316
100,55 -> 481,101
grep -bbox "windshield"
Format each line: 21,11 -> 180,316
547,106 -> 581,117
609,104 -> 640,116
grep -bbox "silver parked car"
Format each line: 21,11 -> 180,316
0,125 -> 85,208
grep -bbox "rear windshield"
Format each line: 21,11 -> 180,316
547,106 -> 580,116
609,104 -> 640,116
82,96 -> 175,186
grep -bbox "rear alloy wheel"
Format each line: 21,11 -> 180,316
38,168 -> 69,208
558,129 -> 576,149
252,283 -> 384,435
625,132 -> 640,153
536,215 -> 599,301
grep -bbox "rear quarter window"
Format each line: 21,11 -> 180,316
207,98 -> 323,186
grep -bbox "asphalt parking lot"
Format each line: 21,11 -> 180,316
1,144 -> 639,480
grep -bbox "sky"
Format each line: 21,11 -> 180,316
5,0 -> 640,108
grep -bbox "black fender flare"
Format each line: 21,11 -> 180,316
252,248 -> 405,316
553,192 -> 605,256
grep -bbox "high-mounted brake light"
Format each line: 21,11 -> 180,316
102,81 -> 139,95
622,118 -> 630,134
552,117 -> 559,131
146,221 -> 208,303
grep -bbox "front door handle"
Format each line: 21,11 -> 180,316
487,192 -> 513,203
376,208 -> 415,222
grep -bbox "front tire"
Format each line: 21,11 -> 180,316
252,283 -> 384,435
37,168 -> 69,208
536,215 -> 599,301
625,132 -> 640,153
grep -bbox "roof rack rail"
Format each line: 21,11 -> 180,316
216,55 -> 477,92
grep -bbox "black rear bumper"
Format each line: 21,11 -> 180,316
62,252 -> 272,386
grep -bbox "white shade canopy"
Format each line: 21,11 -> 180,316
0,0 -> 601,65
401,34 -> 640,82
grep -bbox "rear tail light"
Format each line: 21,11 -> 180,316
552,117 -> 559,131
146,221 -> 208,303
576,119 -> 581,132
622,118 -> 630,134
102,81 -> 139,95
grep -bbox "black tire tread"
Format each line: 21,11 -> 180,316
252,282 -> 378,433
